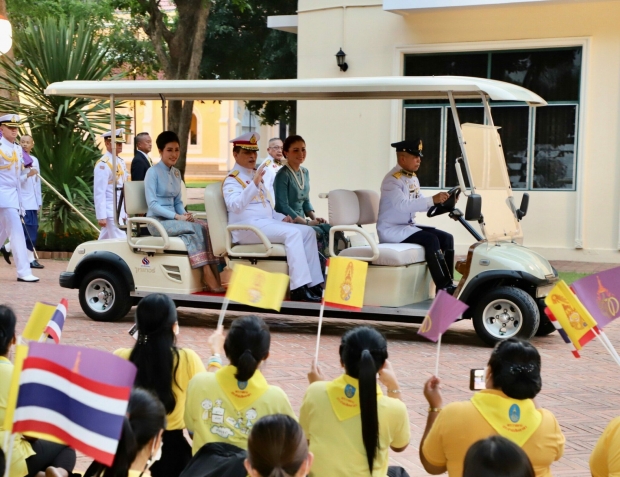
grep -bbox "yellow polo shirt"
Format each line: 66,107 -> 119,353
422,390 -> 565,477
590,417 -> 620,477
299,378 -> 410,477
115,347 -> 205,430
0,356 -> 35,477
184,367 -> 296,454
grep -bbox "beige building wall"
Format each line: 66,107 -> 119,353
296,0 -> 620,263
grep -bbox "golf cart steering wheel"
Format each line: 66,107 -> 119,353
427,186 -> 461,218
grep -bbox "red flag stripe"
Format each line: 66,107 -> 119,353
13,420 -> 115,466
323,301 -> 362,312
21,357 -> 132,400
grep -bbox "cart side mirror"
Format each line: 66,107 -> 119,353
516,193 -> 529,220
465,194 -> 482,221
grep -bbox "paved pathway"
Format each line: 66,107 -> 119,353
2,259 -> 620,475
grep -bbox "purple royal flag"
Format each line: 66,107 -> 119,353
571,266 -> 620,329
418,290 -> 469,342
23,150 -> 33,168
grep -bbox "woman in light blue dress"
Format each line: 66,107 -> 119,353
144,131 -> 224,292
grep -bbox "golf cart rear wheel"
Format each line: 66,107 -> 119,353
473,286 -> 539,346
79,269 -> 132,322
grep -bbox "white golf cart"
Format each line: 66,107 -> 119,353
46,76 -> 558,345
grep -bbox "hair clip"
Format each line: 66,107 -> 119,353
137,334 -> 149,345
509,363 -> 537,375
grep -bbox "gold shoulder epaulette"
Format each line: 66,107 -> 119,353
229,170 -> 239,177
392,171 -> 402,179
264,159 -> 272,167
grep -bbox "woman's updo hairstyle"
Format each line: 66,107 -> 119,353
488,338 -> 542,400
156,130 -> 180,151
463,436 -> 535,477
282,135 -> 305,157
339,326 -> 388,473
0,305 -> 16,356
247,414 -> 308,477
224,316 -> 270,382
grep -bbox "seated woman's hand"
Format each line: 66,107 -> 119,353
174,213 -> 188,221
423,376 -> 443,409
208,325 -> 225,356
308,359 -> 326,384
315,217 -> 327,224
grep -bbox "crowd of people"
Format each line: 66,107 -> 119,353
1,296 -> 619,477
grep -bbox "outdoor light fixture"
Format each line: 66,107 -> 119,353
335,48 -> 348,72
0,15 -> 12,55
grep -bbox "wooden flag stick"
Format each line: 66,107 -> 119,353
217,297 -> 230,329
434,334 -> 442,377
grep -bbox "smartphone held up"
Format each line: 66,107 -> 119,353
470,369 -> 486,391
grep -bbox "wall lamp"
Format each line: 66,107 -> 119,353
335,48 -> 348,72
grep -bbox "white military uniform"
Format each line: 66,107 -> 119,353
0,135 -> 35,279
377,165 -> 434,243
223,164 -> 323,290
261,157 -> 285,200
20,155 -> 42,211
94,150 -> 128,239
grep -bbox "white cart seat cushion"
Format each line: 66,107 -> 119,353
338,243 -> 426,266
132,236 -> 188,252
229,244 -> 287,256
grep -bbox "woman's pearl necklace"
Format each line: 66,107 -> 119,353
285,164 -> 305,190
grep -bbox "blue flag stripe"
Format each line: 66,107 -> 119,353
16,383 -> 125,440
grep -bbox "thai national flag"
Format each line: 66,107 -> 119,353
11,342 -> 137,466
44,298 -> 68,343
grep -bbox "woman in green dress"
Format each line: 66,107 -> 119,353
274,135 -> 331,263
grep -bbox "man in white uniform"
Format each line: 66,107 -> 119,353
94,128 -> 128,240
260,137 -> 286,200
223,132 -> 323,302
0,114 -> 39,282
377,139 -> 455,293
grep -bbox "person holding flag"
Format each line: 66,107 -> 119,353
222,132 -> 323,302
300,326 -> 410,477
419,338 -> 565,477
0,305 -> 76,477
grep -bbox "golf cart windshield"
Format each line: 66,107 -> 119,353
461,123 -> 523,242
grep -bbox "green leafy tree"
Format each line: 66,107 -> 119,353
201,0 -> 297,130
0,16 -> 127,233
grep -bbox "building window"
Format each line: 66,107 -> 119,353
190,113 -> 198,145
241,108 -> 259,134
403,47 -> 581,190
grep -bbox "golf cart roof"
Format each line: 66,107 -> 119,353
44,76 -> 547,106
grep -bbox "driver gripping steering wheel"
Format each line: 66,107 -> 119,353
376,138 -> 457,295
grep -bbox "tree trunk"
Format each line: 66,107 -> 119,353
142,0 -> 211,178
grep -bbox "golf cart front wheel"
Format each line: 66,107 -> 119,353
79,269 -> 132,322
472,287 -> 540,346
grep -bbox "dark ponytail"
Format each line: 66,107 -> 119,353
129,293 -> 180,414
339,326 -> 388,474
224,316 -> 270,382
247,414 -> 309,477
86,388 -> 166,477
0,305 -> 16,356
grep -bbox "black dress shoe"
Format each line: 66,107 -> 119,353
0,246 -> 10,265
290,285 -> 322,303
309,284 -> 324,298
30,260 -> 44,269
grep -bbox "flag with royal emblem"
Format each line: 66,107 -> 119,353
417,290 -> 469,342
323,257 -> 368,311
5,342 -> 137,466
571,266 -> 620,329
226,264 -> 289,311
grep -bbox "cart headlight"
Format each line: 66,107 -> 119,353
536,284 -> 555,298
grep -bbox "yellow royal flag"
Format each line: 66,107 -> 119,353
22,302 -> 56,341
545,280 -> 598,350
226,264 -> 289,311
323,257 -> 368,311
3,344 -> 28,432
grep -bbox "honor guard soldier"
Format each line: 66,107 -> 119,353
0,114 -> 39,282
223,132 -> 324,302
94,128 -> 128,239
261,137 -> 286,199
377,139 -> 455,294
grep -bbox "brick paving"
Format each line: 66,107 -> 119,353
2,259 -> 620,476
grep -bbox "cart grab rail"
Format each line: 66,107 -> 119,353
226,224 -> 276,258
126,217 -> 171,251
329,225 -> 380,262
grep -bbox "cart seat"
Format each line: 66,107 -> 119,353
328,189 -> 426,266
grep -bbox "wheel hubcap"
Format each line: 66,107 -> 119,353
482,299 -> 523,339
85,278 -> 115,313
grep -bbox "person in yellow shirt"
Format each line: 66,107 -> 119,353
184,316 -> 296,454
0,305 -> 76,477
245,414 -> 313,477
299,326 -> 410,477
463,436 -> 535,477
113,294 -> 206,477
85,388 -> 166,477
590,416 -> 620,477
420,338 -> 565,477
